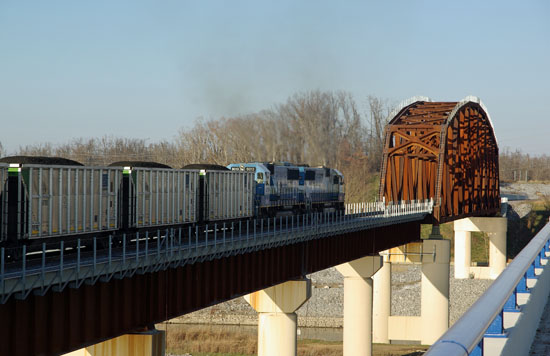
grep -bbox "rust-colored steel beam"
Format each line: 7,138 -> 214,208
0,221 -> 420,356
379,97 -> 500,224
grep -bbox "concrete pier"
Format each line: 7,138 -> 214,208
337,255 -> 382,356
454,229 -> 472,279
245,278 -> 312,356
421,228 -> 450,345
373,254 -> 391,344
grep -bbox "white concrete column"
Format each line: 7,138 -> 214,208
373,253 -> 391,343
336,256 -> 383,356
489,227 -> 507,279
244,278 -> 311,356
421,234 -> 450,345
453,229 -> 472,279
487,217 -> 508,279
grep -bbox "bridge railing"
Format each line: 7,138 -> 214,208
0,199 -> 433,304
425,221 -> 550,356
345,200 -> 385,214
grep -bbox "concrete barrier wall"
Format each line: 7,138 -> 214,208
499,259 -> 550,356
388,316 -> 421,342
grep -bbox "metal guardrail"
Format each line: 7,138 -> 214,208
426,221 -> 550,356
0,199 -> 433,304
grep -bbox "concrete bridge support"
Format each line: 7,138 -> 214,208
373,253 -> 391,343
336,255 -> 383,356
64,329 -> 165,356
244,278 -> 312,356
454,217 -> 507,279
454,229 -> 472,279
421,229 -> 450,345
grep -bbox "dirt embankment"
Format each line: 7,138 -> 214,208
502,182 -> 550,258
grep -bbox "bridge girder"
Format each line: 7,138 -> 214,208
379,97 -> 500,224
0,222 -> 419,356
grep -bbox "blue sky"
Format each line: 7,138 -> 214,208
0,1 -> 549,154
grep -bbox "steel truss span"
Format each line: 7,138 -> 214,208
379,96 -> 500,223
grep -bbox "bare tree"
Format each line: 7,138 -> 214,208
18,142 -> 55,157
13,91 -> 400,203
276,90 -> 360,167
365,96 -> 391,172
500,149 -> 550,182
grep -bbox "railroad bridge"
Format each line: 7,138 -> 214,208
0,96 -> 503,356
380,95 -> 500,223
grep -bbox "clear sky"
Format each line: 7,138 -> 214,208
0,1 -> 549,155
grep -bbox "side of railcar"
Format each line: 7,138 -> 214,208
203,169 -> 254,222
123,167 -> 199,228
23,164 -> 121,240
0,162 -> 122,243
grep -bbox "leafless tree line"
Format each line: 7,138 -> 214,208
500,149 -> 550,182
4,91 -> 392,202
10,91 -> 550,200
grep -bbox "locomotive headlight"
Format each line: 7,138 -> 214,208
123,166 -> 132,175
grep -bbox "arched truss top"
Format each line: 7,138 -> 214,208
386,96 -> 434,124
387,95 -> 497,144
379,96 -> 500,223
448,96 -> 498,145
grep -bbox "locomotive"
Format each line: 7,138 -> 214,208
227,162 -> 344,216
0,157 -> 344,250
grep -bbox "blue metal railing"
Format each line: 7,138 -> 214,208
426,221 -> 550,356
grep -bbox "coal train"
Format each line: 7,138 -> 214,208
0,156 -> 344,250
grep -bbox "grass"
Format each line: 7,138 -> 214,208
471,232 -> 489,265
159,324 -> 256,355
420,223 -> 489,265
158,324 -> 428,356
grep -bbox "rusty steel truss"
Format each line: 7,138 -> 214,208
379,96 -> 500,224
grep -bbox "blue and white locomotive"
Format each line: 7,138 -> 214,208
226,162 -> 344,216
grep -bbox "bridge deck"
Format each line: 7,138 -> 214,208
0,201 -> 432,356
